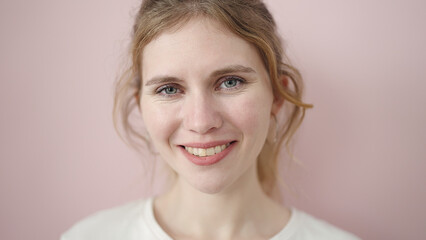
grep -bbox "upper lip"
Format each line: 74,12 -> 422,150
179,140 -> 236,148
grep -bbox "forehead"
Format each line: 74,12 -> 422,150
141,17 -> 267,80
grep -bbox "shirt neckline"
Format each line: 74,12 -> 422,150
143,197 -> 300,240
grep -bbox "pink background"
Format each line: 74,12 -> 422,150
1,0 -> 425,239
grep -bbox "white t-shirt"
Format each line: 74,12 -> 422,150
61,198 -> 360,240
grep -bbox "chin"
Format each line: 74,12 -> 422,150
185,173 -> 233,195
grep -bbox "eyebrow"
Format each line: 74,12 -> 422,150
210,65 -> 256,78
144,76 -> 183,87
144,65 -> 256,86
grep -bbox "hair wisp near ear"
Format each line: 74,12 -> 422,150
267,115 -> 278,144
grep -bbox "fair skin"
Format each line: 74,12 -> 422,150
140,17 -> 290,240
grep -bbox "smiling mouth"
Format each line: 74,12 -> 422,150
182,142 -> 233,157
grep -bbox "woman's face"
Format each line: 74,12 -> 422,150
140,18 -> 279,194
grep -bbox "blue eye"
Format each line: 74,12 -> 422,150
223,79 -> 238,88
157,85 -> 181,96
163,86 -> 177,94
218,77 -> 244,89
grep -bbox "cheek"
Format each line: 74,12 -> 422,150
141,101 -> 180,148
223,92 -> 273,137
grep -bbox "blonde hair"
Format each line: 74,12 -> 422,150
113,0 -> 312,197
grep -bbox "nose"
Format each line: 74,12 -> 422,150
181,92 -> 223,134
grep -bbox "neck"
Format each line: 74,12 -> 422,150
154,165 -> 290,240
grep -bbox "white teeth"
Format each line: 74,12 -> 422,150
206,147 -> 215,156
184,143 -> 231,157
187,147 -> 193,154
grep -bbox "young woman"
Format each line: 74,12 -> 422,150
62,0 -> 359,239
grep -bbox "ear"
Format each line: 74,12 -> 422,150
271,75 -> 288,115
135,91 -> 140,105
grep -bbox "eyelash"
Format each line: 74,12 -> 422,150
216,76 -> 246,91
155,76 -> 246,97
156,84 -> 182,96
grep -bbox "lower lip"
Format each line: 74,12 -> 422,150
180,143 -> 236,166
